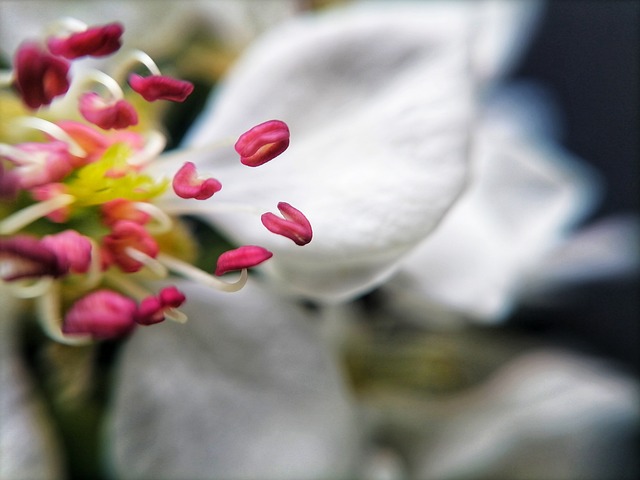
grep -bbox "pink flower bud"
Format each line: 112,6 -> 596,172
136,286 -> 186,325
79,92 -> 138,130
215,246 -> 273,276
101,220 -> 158,273
47,22 -> 124,59
63,289 -> 137,338
41,230 -> 93,274
128,73 -> 194,102
13,41 -> 70,109
172,162 -> 222,200
0,235 -> 69,280
234,120 -> 290,167
261,202 -> 313,246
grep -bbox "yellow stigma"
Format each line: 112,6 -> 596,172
65,142 -> 169,206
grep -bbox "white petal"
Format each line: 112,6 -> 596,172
105,281 -> 360,480
0,290 -> 63,480
410,350 -> 640,480
522,214 -> 640,300
182,3 -> 485,302
0,0 -> 296,60
380,89 -> 599,322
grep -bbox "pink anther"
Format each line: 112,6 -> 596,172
135,285 -> 186,325
261,202 -> 313,246
172,162 -> 222,200
101,220 -> 159,273
214,245 -> 273,276
234,120 -> 290,167
47,22 -> 124,59
128,73 -> 194,102
13,41 -> 70,109
41,230 -> 93,274
0,235 -> 69,280
63,289 -> 137,338
79,92 -> 139,130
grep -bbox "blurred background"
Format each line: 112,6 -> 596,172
511,0 -> 639,372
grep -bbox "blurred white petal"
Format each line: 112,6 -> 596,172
409,350 -> 640,480
0,291 -> 63,480
106,281 -> 360,480
523,214 -> 640,299
0,0 -> 297,60
182,2 -> 490,303
381,89 -> 599,322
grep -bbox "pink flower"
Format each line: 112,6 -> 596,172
234,120 -> 290,167
63,289 -> 137,338
47,22 -> 124,59
215,246 -> 273,276
128,73 -> 194,102
261,202 -> 313,246
12,41 -> 70,109
79,92 -> 139,130
172,162 -> 222,200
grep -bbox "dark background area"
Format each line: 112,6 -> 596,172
511,1 -> 639,372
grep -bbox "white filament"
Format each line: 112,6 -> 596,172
36,283 -> 93,346
0,194 -> 75,235
14,117 -> 86,156
157,252 -> 248,293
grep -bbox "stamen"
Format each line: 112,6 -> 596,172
127,130 -> 167,167
79,92 -> 138,130
261,202 -> 313,245
164,308 -> 188,324
112,49 -> 162,84
215,245 -> 273,276
156,252 -> 248,293
47,21 -> 124,59
36,283 -> 93,346
0,194 -> 75,234
128,74 -> 194,102
62,288 -> 138,339
76,69 -> 125,100
12,41 -> 70,109
132,202 -> 173,234
47,17 -> 88,35
84,239 -> 103,288
235,120 -> 290,167
172,161 -> 222,200
14,117 -> 86,156
124,247 -> 168,278
0,70 -> 15,86
5,277 -> 54,299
